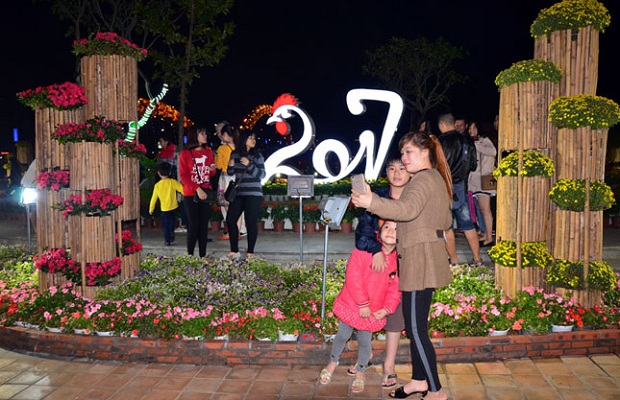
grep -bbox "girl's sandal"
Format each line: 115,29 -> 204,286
381,373 -> 398,388
351,378 -> 365,393
319,369 -> 332,385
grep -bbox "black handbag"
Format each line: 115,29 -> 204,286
224,180 -> 238,203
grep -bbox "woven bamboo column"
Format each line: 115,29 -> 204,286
67,215 -> 116,263
554,128 -> 608,180
494,265 -> 547,299
80,55 -> 138,122
498,81 -> 558,151
34,108 -> 83,171
534,26 -> 599,96
121,253 -> 140,280
117,157 -> 140,221
36,189 -> 69,253
68,142 -> 114,190
551,210 -> 603,262
555,287 -> 602,309
495,176 -> 550,243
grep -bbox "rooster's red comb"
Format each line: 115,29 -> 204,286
272,93 -> 299,114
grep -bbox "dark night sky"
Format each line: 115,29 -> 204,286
2,0 -> 619,153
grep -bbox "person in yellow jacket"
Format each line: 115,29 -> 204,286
150,162 -> 184,246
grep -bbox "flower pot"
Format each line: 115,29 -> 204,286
95,331 -> 115,337
339,222 -> 353,234
304,222 -> 317,234
489,329 -> 509,336
551,324 -> 573,333
257,221 -> 265,233
256,337 -> 272,342
375,333 -> 387,341
46,327 -> 63,333
278,331 -> 299,342
213,334 -> 229,341
323,334 -> 337,342
210,221 -> 221,232
292,222 -> 301,233
273,221 -> 285,233
73,328 -> 91,335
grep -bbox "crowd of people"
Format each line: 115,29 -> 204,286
148,112 -> 498,398
150,121 -> 265,260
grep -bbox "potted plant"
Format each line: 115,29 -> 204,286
495,59 -> 562,90
17,81 -> 88,111
54,189 -> 124,218
269,203 -> 288,232
549,94 -> 620,130
73,32 -> 148,61
277,317 -> 305,341
35,170 -> 70,191
488,240 -> 554,268
530,0 -> 611,39
53,116 -> 125,145
549,179 -> 615,212
116,140 -> 147,160
249,314 -> 280,341
116,230 -> 143,256
512,287 -> 553,334
65,311 -> 94,335
210,205 -> 223,232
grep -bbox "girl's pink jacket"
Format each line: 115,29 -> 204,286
333,248 -> 401,332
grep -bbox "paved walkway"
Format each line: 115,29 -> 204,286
0,348 -> 618,399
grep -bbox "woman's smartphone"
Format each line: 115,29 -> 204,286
351,173 -> 366,193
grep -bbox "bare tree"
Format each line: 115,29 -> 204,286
363,37 -> 467,130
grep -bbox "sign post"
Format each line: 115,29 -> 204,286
287,175 -> 314,262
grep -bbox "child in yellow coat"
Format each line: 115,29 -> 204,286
150,162 -> 184,245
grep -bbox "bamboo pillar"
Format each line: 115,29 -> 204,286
34,108 -> 83,171
534,26 -> 599,96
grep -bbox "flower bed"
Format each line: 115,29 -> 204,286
2,246 -> 620,344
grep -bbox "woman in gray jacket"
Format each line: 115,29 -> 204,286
352,131 -> 452,400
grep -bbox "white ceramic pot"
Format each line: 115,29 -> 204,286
278,331 -> 298,342
489,329 -> 509,336
73,328 -> 91,335
551,324 -> 573,333
95,331 -> 115,337
46,327 -> 63,333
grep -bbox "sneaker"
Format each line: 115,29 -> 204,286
240,231 -> 247,237
218,234 -> 230,241
174,226 -> 187,233
221,252 -> 240,261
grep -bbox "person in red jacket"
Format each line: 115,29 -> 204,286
319,220 -> 401,394
178,126 -> 216,257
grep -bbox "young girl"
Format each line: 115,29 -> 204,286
319,219 -> 401,393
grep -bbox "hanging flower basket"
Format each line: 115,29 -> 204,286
73,32 -> 147,61
17,82 -> 87,111
495,59 -> 562,89
549,95 -> 620,129
54,189 -> 124,218
549,179 -> 615,211
36,170 -> 70,191
53,116 -> 124,144
530,0 -> 611,38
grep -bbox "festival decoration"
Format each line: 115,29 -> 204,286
241,104 -> 272,131
73,32 -> 148,61
17,82 -> 88,111
126,84 -> 169,142
262,89 -> 403,184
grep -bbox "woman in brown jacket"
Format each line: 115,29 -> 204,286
352,131 -> 452,400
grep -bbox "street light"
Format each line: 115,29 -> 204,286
20,187 -> 37,253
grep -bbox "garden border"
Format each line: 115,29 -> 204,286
1,326 -> 618,365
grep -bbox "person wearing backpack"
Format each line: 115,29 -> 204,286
437,113 -> 483,267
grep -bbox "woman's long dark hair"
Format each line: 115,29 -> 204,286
399,131 -> 452,200
185,126 -> 207,149
234,130 -> 258,156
